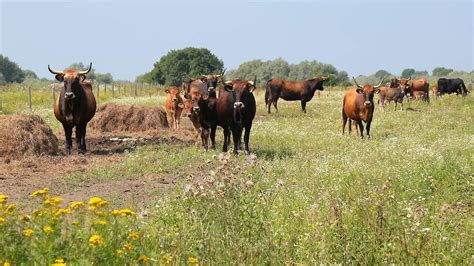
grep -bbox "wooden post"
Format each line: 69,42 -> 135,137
112,82 -> 115,98
28,86 -> 32,111
104,83 -> 107,96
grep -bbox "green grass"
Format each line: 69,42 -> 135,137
0,90 -> 472,264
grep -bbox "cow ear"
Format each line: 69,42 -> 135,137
224,85 -> 233,92
356,88 -> 364,94
375,88 -> 381,94
183,93 -> 191,99
78,74 -> 86,82
55,74 -> 64,82
165,89 -> 170,94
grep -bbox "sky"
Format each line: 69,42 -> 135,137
1,0 -> 472,81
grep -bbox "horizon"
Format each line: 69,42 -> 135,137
1,0 -> 472,81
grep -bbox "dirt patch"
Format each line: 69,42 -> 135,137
0,114 -> 59,157
89,103 -> 169,132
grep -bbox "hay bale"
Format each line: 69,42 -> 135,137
89,103 -> 168,132
0,115 -> 59,157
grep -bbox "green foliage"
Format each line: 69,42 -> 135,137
413,70 -> 428,78
23,69 -> 38,80
432,67 -> 454,77
149,47 -> 224,86
401,68 -> 415,78
66,62 -> 96,80
228,58 -> 349,86
95,73 -> 113,84
135,72 -> 153,83
0,54 -> 25,83
374,69 -> 391,79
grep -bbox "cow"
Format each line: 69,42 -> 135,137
431,85 -> 439,96
413,90 -> 428,101
182,97 -> 201,139
48,63 -> 96,155
265,76 -> 326,113
199,68 -> 226,97
216,78 -> 256,155
164,87 -> 185,129
399,78 -> 430,103
342,77 -> 384,139
378,86 -> 405,111
437,78 -> 469,96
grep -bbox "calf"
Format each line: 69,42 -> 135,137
413,90 -> 428,101
164,87 -> 185,129
342,77 -> 384,139
216,79 -> 256,155
378,86 -> 405,111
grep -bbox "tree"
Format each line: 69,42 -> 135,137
413,70 -> 428,78
374,69 -> 391,79
66,62 -> 96,80
432,67 -> 453,77
135,72 -> 154,83
0,54 -> 25,83
150,47 -> 224,86
401,68 -> 415,78
23,69 -> 38,80
95,73 -> 113,84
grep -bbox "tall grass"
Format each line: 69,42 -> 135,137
0,91 -> 472,264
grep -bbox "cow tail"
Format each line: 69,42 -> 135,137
460,80 -> 468,95
265,79 -> 272,106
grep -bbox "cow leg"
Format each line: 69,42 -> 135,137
243,123 -> 252,154
75,124 -> 84,154
201,128 -> 209,151
394,102 -> 397,111
366,121 -> 372,139
222,127 -> 230,152
357,120 -> 364,139
301,100 -> 307,113
63,124 -> 73,155
81,123 -> 88,152
267,95 -> 272,114
231,127 -> 242,156
400,101 -> 404,111
210,124 -> 217,150
342,111 -> 348,135
273,99 -> 279,113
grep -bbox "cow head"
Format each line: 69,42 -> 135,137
48,63 -> 92,100
225,77 -> 257,110
353,77 -> 384,107
165,87 -> 184,108
308,76 -> 327,91
182,97 -> 196,118
389,78 -> 400,88
199,68 -> 226,94
399,78 -> 412,96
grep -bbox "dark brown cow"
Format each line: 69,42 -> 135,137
342,77 -> 384,139
49,63 -> 96,154
216,79 -> 256,155
378,86 -> 405,111
265,76 -> 326,113
399,78 -> 430,103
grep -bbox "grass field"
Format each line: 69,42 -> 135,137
0,87 -> 473,264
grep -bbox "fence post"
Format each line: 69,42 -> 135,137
28,86 -> 32,112
130,84 -> 133,97
104,83 -> 107,96
112,82 -> 115,98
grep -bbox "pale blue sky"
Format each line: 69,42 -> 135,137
1,0 -> 472,80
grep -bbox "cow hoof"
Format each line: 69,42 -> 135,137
78,149 -> 85,155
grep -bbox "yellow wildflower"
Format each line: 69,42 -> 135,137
43,226 -> 54,234
0,195 -> 8,204
187,257 -> 199,264
88,197 -> 108,209
138,255 -> 150,262
30,188 -> 49,197
123,242 -> 133,251
22,229 -> 34,236
44,197 -> 63,207
111,209 -> 136,217
89,234 -> 104,247
0,217 -> 5,224
3,262 -> 11,266
6,204 -> 16,213
69,201 -> 85,209
116,249 -> 124,255
54,208 -> 71,217
129,231 -> 140,240
21,215 -> 30,222
95,220 -> 107,225
51,258 -> 66,266
162,253 -> 172,264
110,209 -> 121,216
72,221 -> 79,225
33,209 -> 47,217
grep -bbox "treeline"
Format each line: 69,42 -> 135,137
0,55 -> 115,85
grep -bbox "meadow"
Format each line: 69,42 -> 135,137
0,85 -> 472,264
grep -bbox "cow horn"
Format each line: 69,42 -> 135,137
374,76 -> 385,89
221,68 -> 227,76
352,77 -> 363,89
79,62 -> 92,75
48,65 -> 63,75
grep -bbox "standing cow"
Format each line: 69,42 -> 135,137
164,87 -> 185,129
265,76 -> 326,113
216,79 -> 256,155
399,78 -> 430,103
342,77 -> 384,139
48,63 -> 96,155
378,86 -> 405,111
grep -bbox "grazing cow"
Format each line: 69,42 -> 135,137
399,78 -> 430,103
164,87 -> 185,129
437,78 -> 469,96
48,63 -> 96,155
265,76 -> 326,113
342,77 -> 384,139
216,79 -> 256,155
378,86 -> 405,111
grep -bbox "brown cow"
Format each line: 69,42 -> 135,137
164,87 -> 184,129
265,76 -> 326,113
182,97 -> 201,139
399,78 -> 430,103
431,85 -> 439,96
378,86 -> 405,111
342,77 -> 384,139
48,63 -> 96,155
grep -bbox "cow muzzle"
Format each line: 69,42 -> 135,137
234,102 -> 245,109
64,92 -> 75,100
208,87 -> 215,93
364,101 -> 372,107
193,106 -> 200,112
